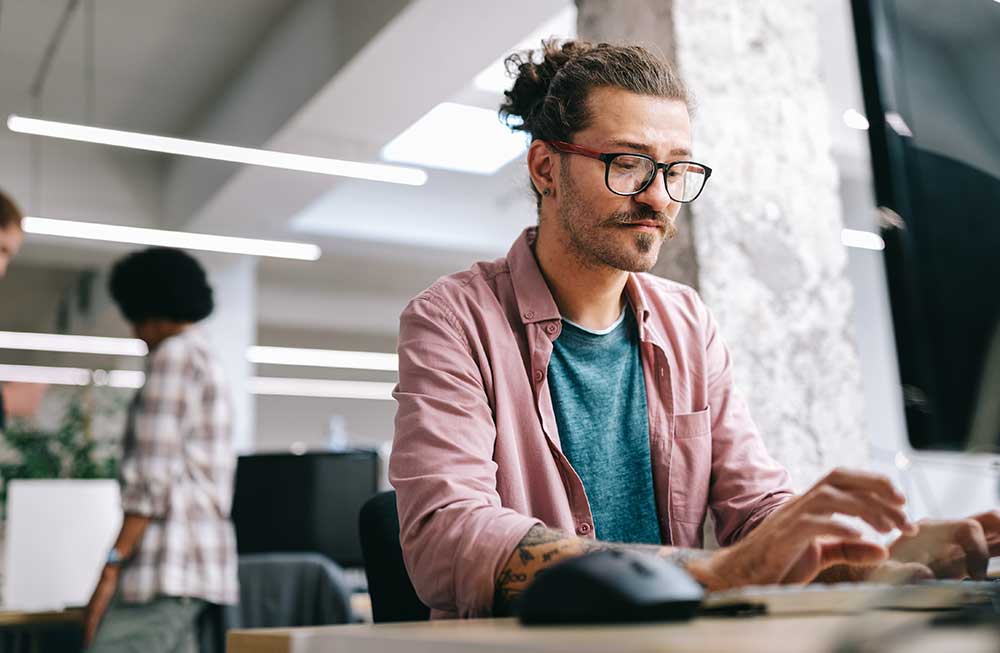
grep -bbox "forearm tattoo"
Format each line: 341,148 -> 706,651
493,524 -> 713,615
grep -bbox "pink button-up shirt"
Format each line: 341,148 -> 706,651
390,227 -> 793,618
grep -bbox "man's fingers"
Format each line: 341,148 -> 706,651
818,539 -> 889,569
869,561 -> 935,584
952,519 -> 990,579
795,516 -> 864,541
817,468 -> 916,520
971,510 -> 1000,556
801,485 -> 912,534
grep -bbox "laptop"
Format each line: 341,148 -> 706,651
2,480 -> 121,611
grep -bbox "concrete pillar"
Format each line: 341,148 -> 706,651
577,0 -> 868,489
197,255 -> 257,453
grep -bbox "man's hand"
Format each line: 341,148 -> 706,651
688,468 -> 917,591
888,510 -> 1000,579
82,565 -> 118,648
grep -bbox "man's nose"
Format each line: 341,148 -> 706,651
632,170 -> 675,213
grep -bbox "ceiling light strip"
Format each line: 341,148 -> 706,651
0,363 -> 142,388
23,216 -> 322,260
249,376 -> 395,401
0,363 -> 395,400
7,114 -> 428,186
248,345 -> 398,371
0,331 -> 147,356
0,332 -> 400,372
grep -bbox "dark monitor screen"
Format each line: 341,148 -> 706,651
852,0 -> 1000,452
231,450 -> 380,568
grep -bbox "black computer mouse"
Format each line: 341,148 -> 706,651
517,548 -> 705,625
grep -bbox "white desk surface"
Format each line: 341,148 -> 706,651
227,612 -> 997,653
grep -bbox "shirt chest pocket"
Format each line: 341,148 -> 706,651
670,407 -> 712,523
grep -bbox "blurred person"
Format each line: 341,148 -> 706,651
389,40 -> 1000,618
84,248 -> 238,651
0,189 -> 46,425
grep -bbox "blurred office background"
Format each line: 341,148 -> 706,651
0,0 -> 997,550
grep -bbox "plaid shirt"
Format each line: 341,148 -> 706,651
119,328 -> 239,605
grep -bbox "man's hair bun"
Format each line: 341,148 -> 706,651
500,40 -> 595,141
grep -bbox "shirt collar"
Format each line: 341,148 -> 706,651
507,226 -> 654,331
507,227 -> 561,325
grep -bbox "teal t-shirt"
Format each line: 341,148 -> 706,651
547,305 -> 662,544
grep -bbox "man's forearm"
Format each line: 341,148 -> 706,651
112,513 -> 151,559
493,525 -> 715,614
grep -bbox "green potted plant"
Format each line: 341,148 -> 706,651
0,389 -> 121,518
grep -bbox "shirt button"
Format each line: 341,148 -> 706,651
524,310 -> 535,319
576,523 -> 592,536
545,324 -> 557,334
533,369 -> 544,383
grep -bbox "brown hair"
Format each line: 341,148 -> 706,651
500,39 -> 690,204
0,189 -> 23,231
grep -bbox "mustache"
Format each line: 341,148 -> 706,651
603,207 -> 669,227
603,208 -> 678,237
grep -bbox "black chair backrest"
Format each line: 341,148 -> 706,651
359,490 -> 431,623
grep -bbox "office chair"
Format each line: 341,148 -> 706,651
359,491 -> 431,623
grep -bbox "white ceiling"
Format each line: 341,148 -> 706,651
0,0 -> 298,133
0,0 -> 576,338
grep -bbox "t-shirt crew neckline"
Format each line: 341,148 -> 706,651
561,305 -> 628,336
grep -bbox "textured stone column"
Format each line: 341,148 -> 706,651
672,1 -> 867,488
577,0 -> 868,489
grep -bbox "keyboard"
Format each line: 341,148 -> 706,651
704,580 -> 999,615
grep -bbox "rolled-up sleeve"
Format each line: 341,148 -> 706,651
390,295 -> 541,618
700,301 -> 794,545
120,344 -> 191,518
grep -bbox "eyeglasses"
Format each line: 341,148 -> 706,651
545,140 -> 712,203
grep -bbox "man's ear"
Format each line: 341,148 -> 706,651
527,140 -> 557,198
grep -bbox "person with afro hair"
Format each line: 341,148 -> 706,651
84,248 -> 239,652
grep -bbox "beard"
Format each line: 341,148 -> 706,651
556,168 -> 677,273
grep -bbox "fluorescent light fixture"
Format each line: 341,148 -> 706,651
8,114 -> 428,187
842,108 -> 869,131
0,335 -> 402,374
841,228 -> 886,251
248,346 -> 397,371
107,370 -> 146,389
474,7 -> 578,94
0,361 -> 393,399
250,376 -> 395,401
0,331 -> 147,356
0,363 -> 141,388
382,102 -> 527,174
23,216 -> 322,260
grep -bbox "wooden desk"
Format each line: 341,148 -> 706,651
0,608 -> 82,627
228,612 -> 998,653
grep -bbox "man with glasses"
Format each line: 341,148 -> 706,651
390,40 -> 1000,619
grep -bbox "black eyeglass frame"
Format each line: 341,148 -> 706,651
545,140 -> 713,203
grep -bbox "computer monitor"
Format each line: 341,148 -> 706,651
3,479 -> 120,610
231,450 -> 380,568
851,0 -> 1000,452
